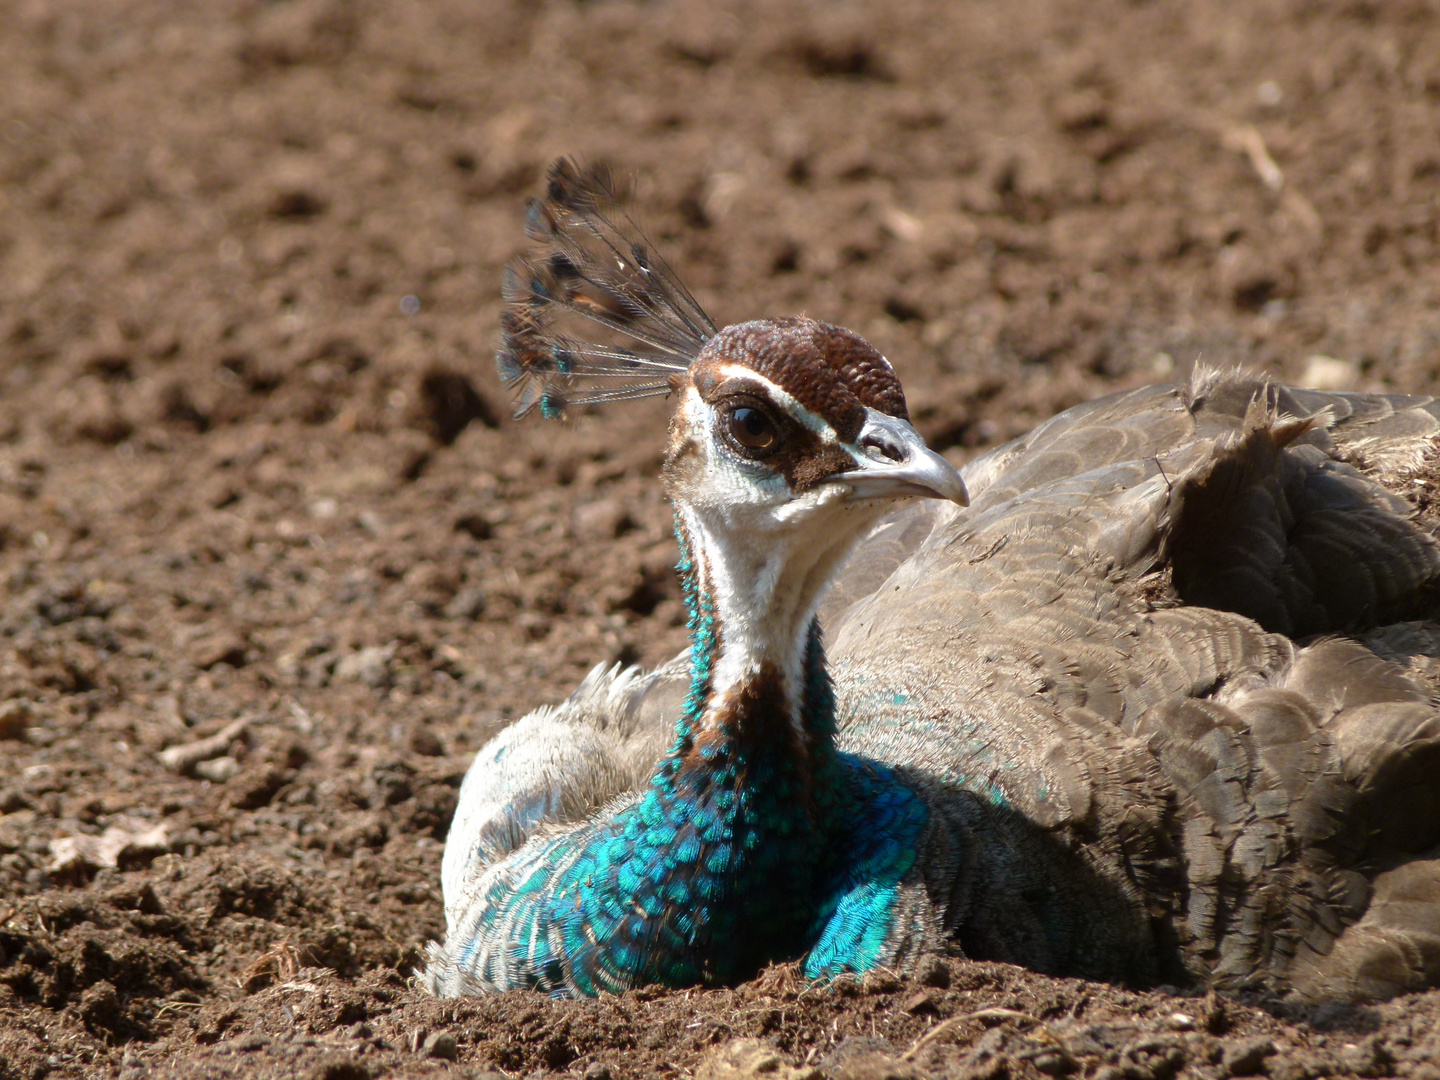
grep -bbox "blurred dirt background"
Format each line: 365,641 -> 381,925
3,1 -> 1440,1077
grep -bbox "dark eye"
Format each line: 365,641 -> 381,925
725,405 -> 779,456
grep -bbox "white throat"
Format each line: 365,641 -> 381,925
675,495 -> 879,731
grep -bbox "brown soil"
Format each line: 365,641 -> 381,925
3,1 -> 1440,1077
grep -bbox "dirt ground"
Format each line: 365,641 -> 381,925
3,0 -> 1440,1077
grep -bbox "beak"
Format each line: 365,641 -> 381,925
834,409 -> 969,506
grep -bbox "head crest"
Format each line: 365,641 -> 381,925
496,158 -> 717,420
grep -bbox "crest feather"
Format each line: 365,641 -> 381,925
497,158 -> 717,419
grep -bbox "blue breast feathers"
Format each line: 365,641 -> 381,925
805,755 -> 929,978
446,752 -> 929,996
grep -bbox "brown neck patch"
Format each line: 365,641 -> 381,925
681,660 -> 816,809
691,318 -> 907,442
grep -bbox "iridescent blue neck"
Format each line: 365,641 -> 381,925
565,514 -> 848,988
661,515 -> 842,794
468,515 -> 924,996
675,517 -> 718,734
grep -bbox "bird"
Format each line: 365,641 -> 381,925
423,158 -> 1440,1005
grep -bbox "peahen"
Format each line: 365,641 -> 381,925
424,159 -> 1440,1004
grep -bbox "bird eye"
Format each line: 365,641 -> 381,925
725,405 -> 779,456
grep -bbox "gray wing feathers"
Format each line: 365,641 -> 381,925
832,370 -> 1440,998
1287,856 -> 1440,1002
1162,400 -> 1440,636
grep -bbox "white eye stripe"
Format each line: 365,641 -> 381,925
713,365 -> 838,443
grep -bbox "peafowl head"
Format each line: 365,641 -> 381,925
665,313 -> 966,512
659,317 -> 967,660
499,159 -> 966,712
499,158 -> 965,590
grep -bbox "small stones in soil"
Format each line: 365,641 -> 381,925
1223,1037 -> 1276,1076
444,585 -> 487,620
1338,1038 -> 1394,1078
1166,1011 -> 1197,1031
334,644 -> 395,688
194,755 -> 240,782
822,1038 -> 917,1080
1122,1035 -> 1186,1080
915,954 -> 951,988
575,497 -> 634,540
158,716 -> 249,774
190,631 -> 248,669
309,1057 -> 370,1080
422,1030 -> 458,1060
228,762 -> 292,809
695,1038 -> 821,1080
0,699 -> 33,740
902,990 -> 939,1015
1029,1047 -> 1076,1076
49,817 -> 170,874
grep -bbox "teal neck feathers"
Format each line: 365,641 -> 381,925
666,514 -> 843,801
556,516 -> 848,992
473,515 -> 928,996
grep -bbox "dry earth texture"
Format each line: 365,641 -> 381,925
3,1 -> 1440,1078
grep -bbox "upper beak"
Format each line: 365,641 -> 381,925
833,409 -> 969,506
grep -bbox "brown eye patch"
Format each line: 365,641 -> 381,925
700,384 -> 856,493
708,386 -> 795,461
